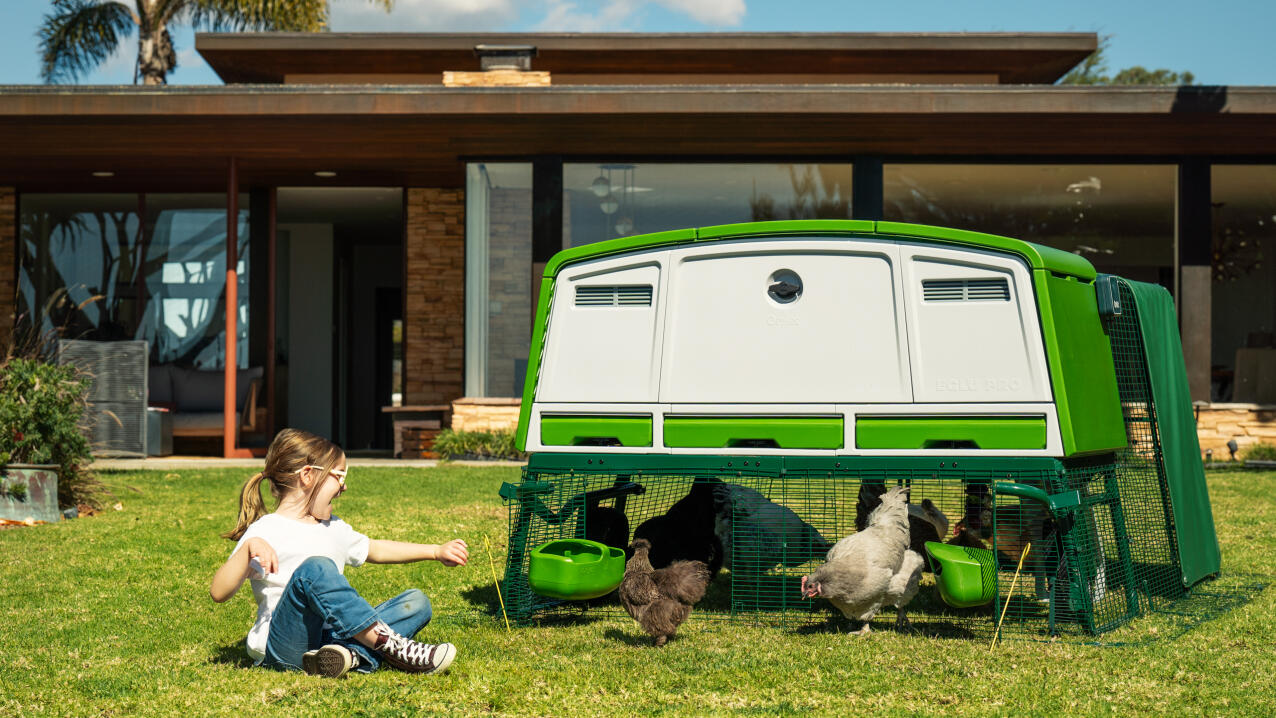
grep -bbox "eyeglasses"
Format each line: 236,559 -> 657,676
294,465 -> 348,492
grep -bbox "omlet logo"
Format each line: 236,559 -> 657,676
766,314 -> 800,327
935,377 -> 1023,392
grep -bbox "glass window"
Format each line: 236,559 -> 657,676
1211,165 -> 1276,401
884,164 -> 1176,284
563,163 -> 853,247
17,193 -> 250,368
465,163 -> 533,397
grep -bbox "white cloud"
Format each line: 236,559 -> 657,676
329,0 -> 520,31
654,0 -> 745,26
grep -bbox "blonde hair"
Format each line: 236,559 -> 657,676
223,428 -> 345,540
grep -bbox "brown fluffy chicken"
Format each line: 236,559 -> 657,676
618,538 -> 711,646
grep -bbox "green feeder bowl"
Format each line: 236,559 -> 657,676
528,538 -> 626,600
924,541 -> 997,608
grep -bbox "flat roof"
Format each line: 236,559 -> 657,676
1,84 -> 1272,191
195,32 -> 1098,84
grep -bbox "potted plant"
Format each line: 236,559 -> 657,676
0,355 -> 101,522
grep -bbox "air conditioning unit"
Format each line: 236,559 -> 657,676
57,340 -> 148,457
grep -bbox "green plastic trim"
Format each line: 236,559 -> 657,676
695,219 -> 877,241
542,227 -> 698,279
1032,272 -> 1127,456
515,277 -> 556,451
540,415 -> 653,447
875,221 -> 1097,281
524,453 -> 1064,474
855,416 -> 1046,450
663,416 -> 844,449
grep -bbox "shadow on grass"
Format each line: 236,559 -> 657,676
603,627 -> 655,647
210,643 -> 255,668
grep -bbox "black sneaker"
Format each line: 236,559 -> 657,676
371,622 -> 456,675
301,644 -> 359,678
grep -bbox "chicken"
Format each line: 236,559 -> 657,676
632,479 -> 724,577
802,486 -> 923,635
855,479 -> 949,569
618,538 -> 711,646
711,481 -> 831,575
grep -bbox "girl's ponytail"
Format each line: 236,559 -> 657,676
223,472 -> 268,541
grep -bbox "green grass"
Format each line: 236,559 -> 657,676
1,467 -> 1273,716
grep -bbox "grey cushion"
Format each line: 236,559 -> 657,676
148,364 -> 173,404
172,366 -> 264,412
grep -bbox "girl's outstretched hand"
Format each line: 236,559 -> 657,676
435,539 -> 469,567
244,536 -> 278,576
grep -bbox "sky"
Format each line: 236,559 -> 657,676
0,0 -> 1273,86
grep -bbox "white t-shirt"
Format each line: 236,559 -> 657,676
232,513 -> 370,663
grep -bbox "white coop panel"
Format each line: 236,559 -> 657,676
537,255 -> 668,403
900,243 -> 1051,403
661,239 -> 912,403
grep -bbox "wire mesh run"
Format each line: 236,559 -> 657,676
500,459 -> 1171,638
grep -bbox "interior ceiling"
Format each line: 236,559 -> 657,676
276,187 -> 403,223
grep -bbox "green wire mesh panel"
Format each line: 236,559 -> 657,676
501,458 -> 1151,637
1102,277 -> 1187,608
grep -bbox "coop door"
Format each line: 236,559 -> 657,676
661,239 -> 913,403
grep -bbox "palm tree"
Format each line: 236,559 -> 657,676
39,0 -> 393,86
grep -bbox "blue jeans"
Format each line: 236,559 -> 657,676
262,556 -> 433,673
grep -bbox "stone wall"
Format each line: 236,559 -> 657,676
0,188 -> 14,353
452,397 -> 522,433
404,188 -> 465,405
1195,403 -> 1276,457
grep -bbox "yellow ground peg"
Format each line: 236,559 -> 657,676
990,542 -> 1031,653
484,534 -> 512,633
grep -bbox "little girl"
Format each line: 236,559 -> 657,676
211,428 -> 468,678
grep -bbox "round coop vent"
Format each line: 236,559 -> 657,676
767,269 -> 803,304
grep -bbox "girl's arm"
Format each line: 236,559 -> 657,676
366,539 -> 469,567
210,537 -> 278,602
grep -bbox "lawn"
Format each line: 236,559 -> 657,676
1,466 -> 1273,716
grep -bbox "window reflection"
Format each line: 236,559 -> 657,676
884,164 -> 1175,285
1211,166 -> 1276,401
563,163 -> 853,247
17,193 -> 250,368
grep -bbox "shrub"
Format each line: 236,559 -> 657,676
0,356 -> 103,509
1241,442 -> 1276,462
432,429 -> 526,461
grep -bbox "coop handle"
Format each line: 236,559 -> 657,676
993,481 -> 1081,514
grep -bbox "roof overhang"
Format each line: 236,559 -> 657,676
195,32 -> 1098,84
0,84 -> 1273,191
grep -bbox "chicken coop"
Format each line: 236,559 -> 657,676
500,220 -> 1222,638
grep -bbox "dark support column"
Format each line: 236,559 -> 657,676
266,188 -> 277,439
224,158 -> 240,457
852,156 -> 884,221
531,157 -> 563,322
248,190 -> 270,373
1178,159 -> 1213,402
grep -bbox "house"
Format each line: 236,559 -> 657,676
1,32 -> 1273,457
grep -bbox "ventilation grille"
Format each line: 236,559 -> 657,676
575,285 -> 653,307
923,278 -> 1010,302
58,339 -> 148,457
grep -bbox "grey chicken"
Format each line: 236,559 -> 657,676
618,538 -> 711,646
801,485 -> 923,635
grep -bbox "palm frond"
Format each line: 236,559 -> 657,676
39,0 -> 137,84
186,0 -> 346,32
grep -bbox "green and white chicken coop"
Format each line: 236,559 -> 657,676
500,220 -> 1222,637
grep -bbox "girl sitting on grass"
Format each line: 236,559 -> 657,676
211,427 -> 468,678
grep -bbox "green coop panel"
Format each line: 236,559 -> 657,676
855,416 -> 1047,450
540,415 -> 654,447
663,416 -> 844,449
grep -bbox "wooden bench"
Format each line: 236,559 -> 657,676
382,404 -> 452,458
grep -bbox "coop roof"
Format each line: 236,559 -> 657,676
540,220 -> 1097,281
